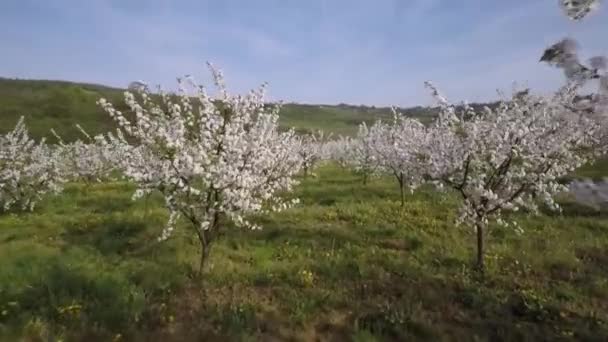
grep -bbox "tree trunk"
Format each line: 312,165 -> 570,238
362,173 -> 368,185
475,221 -> 485,273
398,173 -> 405,207
195,210 -> 222,277
196,228 -> 213,277
199,239 -> 210,276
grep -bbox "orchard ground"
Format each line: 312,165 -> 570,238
1,164 -> 607,341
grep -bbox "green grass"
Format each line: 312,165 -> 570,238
1,164 -> 607,341
572,158 -> 608,181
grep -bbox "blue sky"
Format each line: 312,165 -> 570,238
1,0 -> 606,106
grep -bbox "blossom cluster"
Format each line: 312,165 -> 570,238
423,83 -> 601,228
0,117 -> 65,211
97,64 -> 303,249
320,136 -> 352,169
319,82 -> 604,234
348,124 -> 382,183
51,126 -> 126,183
366,110 -> 430,197
321,114 -> 430,190
298,130 -> 328,177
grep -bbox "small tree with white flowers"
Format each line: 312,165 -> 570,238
0,117 -> 65,212
51,125 -> 125,184
298,130 -> 327,177
97,64 -> 303,274
424,82 -> 601,271
350,122 -> 382,185
367,111 -> 429,206
321,136 -> 353,170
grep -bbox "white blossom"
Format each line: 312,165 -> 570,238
0,117 -> 65,212
366,108 -> 429,205
51,126 -> 126,183
298,130 -> 327,177
322,126 -> 382,184
425,85 -> 601,229
97,63 -> 303,272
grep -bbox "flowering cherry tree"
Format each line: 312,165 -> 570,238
349,123 -> 382,185
319,125 -> 384,184
97,64 -> 303,274
321,136 -> 353,169
51,125 -> 124,183
424,82 -> 601,271
0,117 -> 65,212
367,110 -> 428,206
298,130 -> 327,177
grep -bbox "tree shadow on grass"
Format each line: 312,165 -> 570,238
1,257 -> 146,340
61,216 -> 152,257
77,196 -> 136,214
347,272 -> 608,341
575,246 -> 608,275
148,268 -> 608,341
244,225 -> 366,250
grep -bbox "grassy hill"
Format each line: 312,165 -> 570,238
0,77 -> 437,141
0,78 -> 126,142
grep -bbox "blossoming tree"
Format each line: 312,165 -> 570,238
321,135 -> 352,170
298,130 -> 327,177
0,117 -> 65,212
424,82 -> 601,271
97,64 -> 303,274
349,123 -> 382,185
367,110 -> 429,206
51,125 -> 124,184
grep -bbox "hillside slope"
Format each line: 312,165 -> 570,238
0,78 -> 435,140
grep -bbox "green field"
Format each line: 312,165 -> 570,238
1,78 -> 608,341
0,165 -> 607,341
